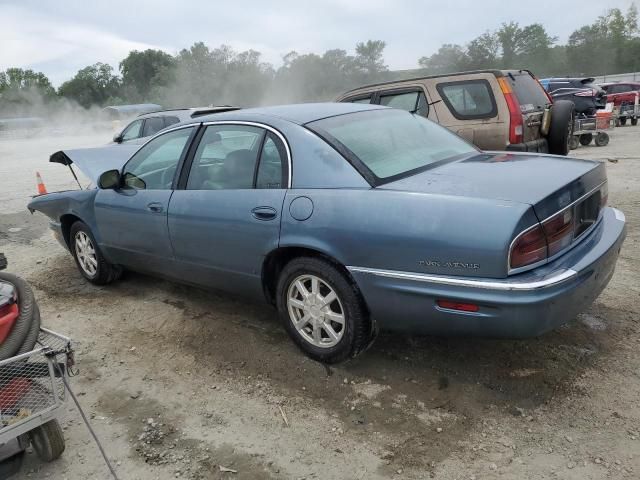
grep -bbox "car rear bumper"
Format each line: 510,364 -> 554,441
506,138 -> 549,153
348,207 -> 626,338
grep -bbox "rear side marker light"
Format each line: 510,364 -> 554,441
437,299 -> 479,313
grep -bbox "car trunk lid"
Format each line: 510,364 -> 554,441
379,151 -> 606,221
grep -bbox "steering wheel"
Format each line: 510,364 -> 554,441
160,165 -> 177,188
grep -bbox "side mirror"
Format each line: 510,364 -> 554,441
113,134 -> 124,143
98,169 -> 121,189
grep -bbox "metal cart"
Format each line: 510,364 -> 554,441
569,111 -> 615,149
617,101 -> 640,126
0,328 -> 73,470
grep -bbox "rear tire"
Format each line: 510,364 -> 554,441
619,117 -> 627,126
579,133 -> 593,146
632,118 -> 638,126
29,420 -> 65,462
69,221 -> 122,285
276,257 -> 372,363
547,100 -> 575,155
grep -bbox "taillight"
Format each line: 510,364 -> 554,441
510,224 -> 547,269
542,210 -> 574,256
498,77 -> 524,145
574,89 -> 596,97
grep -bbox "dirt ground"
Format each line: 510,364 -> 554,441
1,125 -> 638,480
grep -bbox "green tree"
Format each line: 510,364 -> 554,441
58,63 -> 120,108
0,68 -> 56,114
119,49 -> 176,102
354,40 -> 388,77
466,32 -> 500,70
418,44 -> 468,74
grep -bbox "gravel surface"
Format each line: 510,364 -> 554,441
1,125 -> 638,479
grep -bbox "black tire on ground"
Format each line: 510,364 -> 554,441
0,272 -> 37,361
0,451 -> 24,478
595,132 -> 610,147
579,133 -> 593,146
619,117 -> 627,126
29,419 -> 65,462
276,257 -> 372,364
569,136 -> 579,150
632,118 -> 638,126
69,221 -> 122,285
15,303 -> 41,356
547,100 -> 575,155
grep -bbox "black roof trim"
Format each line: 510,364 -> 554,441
340,69 -> 511,96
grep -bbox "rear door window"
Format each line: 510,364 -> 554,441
436,80 -> 497,120
507,74 -> 550,113
379,90 -> 429,117
164,116 -> 181,127
142,117 -> 165,137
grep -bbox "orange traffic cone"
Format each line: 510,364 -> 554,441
36,172 -> 48,195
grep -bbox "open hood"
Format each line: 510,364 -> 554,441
50,145 -> 139,185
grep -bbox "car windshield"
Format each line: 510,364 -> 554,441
307,109 -> 477,183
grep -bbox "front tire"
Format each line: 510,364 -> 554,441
276,257 -> 372,363
69,221 -> 122,285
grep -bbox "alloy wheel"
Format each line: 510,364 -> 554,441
74,231 -> 97,277
287,274 -> 345,348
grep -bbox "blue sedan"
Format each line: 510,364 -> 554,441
28,103 -> 626,363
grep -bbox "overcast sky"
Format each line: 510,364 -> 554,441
0,0 -> 635,86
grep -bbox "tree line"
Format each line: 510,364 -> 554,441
0,5 -> 637,116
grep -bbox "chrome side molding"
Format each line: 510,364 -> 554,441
347,266 -> 578,291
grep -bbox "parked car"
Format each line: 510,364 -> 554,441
599,82 -> 640,126
540,78 -> 607,116
112,106 -> 240,145
29,103 -> 626,363
336,69 -> 575,155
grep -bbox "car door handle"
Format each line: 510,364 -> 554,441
251,206 -> 277,221
147,202 -> 164,213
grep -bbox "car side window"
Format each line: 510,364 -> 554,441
186,125 -> 263,190
122,127 -> 194,190
121,119 -> 143,141
344,95 -> 372,104
256,133 -> 286,189
436,80 -> 497,120
379,90 -> 429,117
142,117 -> 165,137
164,116 -> 180,128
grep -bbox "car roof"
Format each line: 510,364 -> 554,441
338,69 -> 530,96
182,102 -> 387,126
600,81 -> 640,86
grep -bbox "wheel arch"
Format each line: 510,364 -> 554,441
59,213 -> 85,249
261,245 -> 365,309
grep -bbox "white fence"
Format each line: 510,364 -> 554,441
592,72 -> 640,83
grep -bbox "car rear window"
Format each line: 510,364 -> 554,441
507,74 -> 550,112
436,80 -> 497,120
307,109 -> 477,184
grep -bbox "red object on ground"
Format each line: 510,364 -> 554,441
0,303 -> 19,343
0,378 -> 32,410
